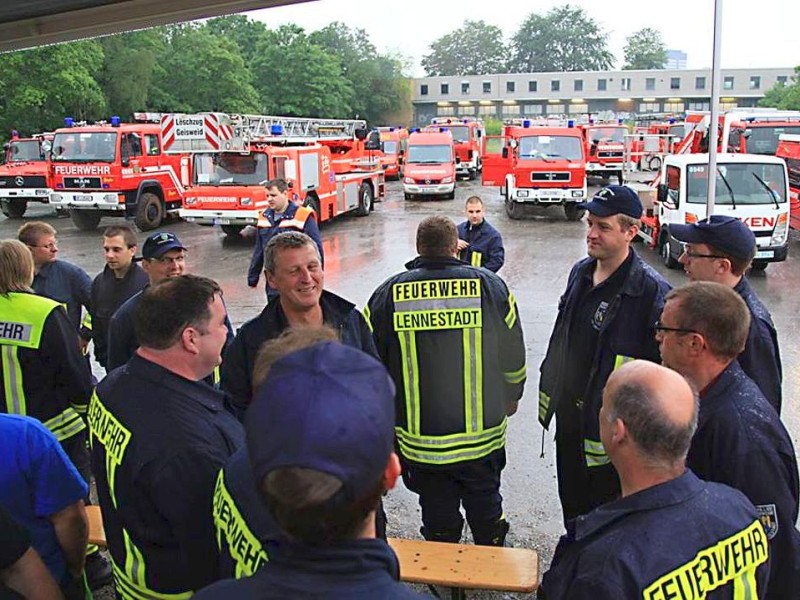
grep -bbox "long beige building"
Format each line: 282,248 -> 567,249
412,67 -> 794,125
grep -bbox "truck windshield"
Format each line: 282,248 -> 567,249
518,136 -> 583,160
447,126 -> 470,143
406,144 -> 452,164
686,163 -> 787,205
588,127 -> 625,144
51,132 -> 117,162
745,125 -> 800,155
382,141 -> 398,155
193,153 -> 268,185
8,140 -> 45,162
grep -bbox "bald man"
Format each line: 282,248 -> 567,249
540,360 -> 770,599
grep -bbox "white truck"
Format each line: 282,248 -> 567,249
638,153 -> 790,271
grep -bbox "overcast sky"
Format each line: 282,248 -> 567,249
247,0 -> 800,76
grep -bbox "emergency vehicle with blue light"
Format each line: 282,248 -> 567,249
0,132 -> 54,218
429,117 -> 484,180
578,121 -> 626,184
402,129 -> 456,200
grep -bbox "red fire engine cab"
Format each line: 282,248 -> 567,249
429,117 -> 484,180
776,133 -> 800,230
579,121 -> 626,185
0,132 -> 54,218
482,118 -> 587,220
161,113 -> 383,237
49,114 -> 191,231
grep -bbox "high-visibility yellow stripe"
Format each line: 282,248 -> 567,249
614,354 -> 635,369
397,424 -> 507,465
42,407 -> 86,441
463,329 -> 474,433
2,345 -> 25,415
504,364 -> 527,384
471,251 -> 482,267
505,293 -> 517,329
538,391 -> 550,423
82,312 -> 93,330
362,305 -> 373,333
583,438 -> 610,467
398,331 -> 420,435
395,420 -> 506,449
0,292 -> 59,349
474,326 -> 483,432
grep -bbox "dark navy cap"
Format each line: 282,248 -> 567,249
141,232 -> 185,260
670,215 -> 756,260
246,342 -> 396,502
578,185 -> 643,218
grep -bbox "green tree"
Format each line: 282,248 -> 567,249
251,25 -> 354,117
421,20 -> 506,76
149,25 -> 260,113
97,29 -> 165,118
622,28 -> 667,70
204,15 -> 270,63
0,40 -> 107,137
509,6 -> 614,72
310,22 -> 408,123
759,67 -> 800,110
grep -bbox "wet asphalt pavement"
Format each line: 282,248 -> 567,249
5,176 -> 800,599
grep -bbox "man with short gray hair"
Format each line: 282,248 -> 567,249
658,281 -> 800,598
540,360 -> 771,599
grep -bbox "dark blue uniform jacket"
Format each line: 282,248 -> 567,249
456,219 -> 505,273
540,471 -> 770,599
687,361 -> 800,599
33,260 -> 92,333
194,538 -> 429,599
734,277 -> 782,413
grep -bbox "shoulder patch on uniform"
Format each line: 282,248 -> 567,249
757,504 -> 779,540
592,301 -> 609,331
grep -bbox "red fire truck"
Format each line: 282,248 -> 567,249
776,133 -> 800,230
49,114 -> 191,231
482,119 -> 587,220
429,117 -> 484,179
0,132 -> 54,218
377,127 -> 408,179
579,121 -> 626,184
161,113 -> 383,237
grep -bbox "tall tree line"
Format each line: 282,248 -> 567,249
0,16 -> 410,141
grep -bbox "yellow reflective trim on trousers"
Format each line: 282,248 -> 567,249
614,354 -> 635,369
212,470 -> 268,578
397,430 -> 506,465
504,293 -> 517,329
2,345 -> 26,415
398,331 -> 420,435
584,438 -> 610,467
538,391 -> 550,422
362,305 -> 373,333
504,364 -> 527,384
471,251 -> 482,267
112,563 -> 193,600
43,407 -> 86,441
395,420 -> 506,448
642,519 -> 767,600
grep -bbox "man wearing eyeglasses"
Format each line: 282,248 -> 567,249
670,215 -> 783,414
657,281 -> 800,598
539,185 -> 671,526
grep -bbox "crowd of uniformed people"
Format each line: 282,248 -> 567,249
1,177 -> 799,599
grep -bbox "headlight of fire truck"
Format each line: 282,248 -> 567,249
517,190 -> 529,197
442,176 -> 453,184
185,197 -> 197,205
51,193 -> 63,203
571,190 -> 583,198
404,177 -> 414,184
771,217 -> 789,246
240,197 -> 252,206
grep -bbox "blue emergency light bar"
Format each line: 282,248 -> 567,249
271,124 -> 283,135
389,127 -> 395,132
410,127 -> 420,133
439,127 -> 448,132
618,118 -> 623,125
669,118 -> 676,124
523,119 -> 531,128
568,120 -> 575,128
111,116 -> 121,127
64,117 -> 74,128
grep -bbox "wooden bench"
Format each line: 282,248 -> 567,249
86,506 -> 539,598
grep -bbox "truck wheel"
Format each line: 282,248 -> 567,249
221,225 -> 244,237
404,192 -> 412,200
444,190 -> 455,200
69,210 -> 102,231
505,199 -> 524,220
750,260 -> 769,272
0,199 -> 27,218
468,169 -> 476,181
564,203 -> 585,222
660,234 -> 680,269
134,192 -> 164,231
304,195 -> 321,225
355,183 -> 373,216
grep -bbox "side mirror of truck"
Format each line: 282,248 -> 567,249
502,147 -> 509,159
657,183 -> 668,204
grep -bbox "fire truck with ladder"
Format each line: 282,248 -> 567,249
482,118 -> 587,220
49,113 -> 191,231
0,132 -> 54,218
160,113 -> 383,236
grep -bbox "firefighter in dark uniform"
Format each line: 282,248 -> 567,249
0,239 -> 92,480
213,326 -> 339,578
671,215 -> 783,413
88,275 -> 244,598
659,282 -> 800,598
247,178 -> 324,297
540,360 -> 771,599
224,231 -> 376,415
539,185 -> 671,524
365,215 -> 526,546
456,195 -> 505,273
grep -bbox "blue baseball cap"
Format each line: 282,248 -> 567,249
670,215 -> 756,261
246,342 -> 396,503
578,185 -> 643,219
141,231 -> 185,260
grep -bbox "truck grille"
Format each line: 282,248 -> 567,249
530,172 -> 570,182
415,178 -> 441,185
64,177 -> 102,189
598,151 -> 624,158
0,175 -> 47,188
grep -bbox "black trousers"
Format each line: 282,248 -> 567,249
554,401 -> 620,526
401,449 -> 507,545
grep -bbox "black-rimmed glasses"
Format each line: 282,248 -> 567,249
654,320 -> 700,335
680,244 -> 726,260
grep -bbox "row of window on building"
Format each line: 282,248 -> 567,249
432,100 -> 744,118
420,75 -> 788,96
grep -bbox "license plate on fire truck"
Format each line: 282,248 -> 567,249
75,195 -> 93,202
755,250 -> 774,259
213,218 -> 231,225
